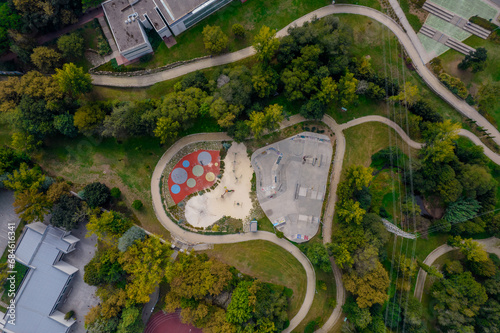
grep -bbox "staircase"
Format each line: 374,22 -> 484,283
422,1 -> 491,39
419,24 -> 476,55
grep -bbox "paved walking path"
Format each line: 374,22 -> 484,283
413,237 -> 500,301
150,114 -> 500,333
90,4 -> 500,146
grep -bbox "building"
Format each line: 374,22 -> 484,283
102,0 -> 233,62
250,219 -> 258,232
0,223 -> 80,333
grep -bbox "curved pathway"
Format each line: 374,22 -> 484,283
414,237 -> 500,301
91,4 -> 500,146
150,115 -> 500,333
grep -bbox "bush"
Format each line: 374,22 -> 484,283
139,53 -> 152,63
276,231 -> 284,238
469,16 -> 498,31
110,187 -> 121,199
64,310 -> 75,320
132,199 -> 143,210
83,182 -> 110,208
118,226 -> 147,252
97,35 -> 111,56
232,23 -> 245,38
304,318 -> 321,333
439,73 -> 468,99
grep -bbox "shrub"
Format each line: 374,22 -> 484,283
276,231 -> 284,238
64,310 -> 75,320
132,199 -> 143,210
439,73 -> 468,99
97,35 -> 111,56
469,16 -> 498,31
140,53 -> 152,63
83,182 -> 110,208
110,187 -> 121,199
304,318 -> 321,333
118,226 -> 147,252
232,23 -> 245,38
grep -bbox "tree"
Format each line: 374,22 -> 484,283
131,200 -> 143,210
202,25 -> 228,54
74,104 -> 106,134
421,119 -> 461,163
444,197 -> 481,226
4,163 -> 45,194
409,100 -> 443,123
15,96 -> 55,140
328,242 -> 353,269
232,24 -> 245,38
30,46 -> 61,73
337,199 -> 366,225
439,73 -> 468,99
252,65 -> 279,98
110,187 -> 121,199
83,182 -> 111,208
154,117 -> 180,144
53,63 -> 93,97
181,71 -> 208,91
84,248 -> 126,286
47,182 -> 71,204
57,33 -> 85,59
51,195 -> 85,230
0,146 -> 30,175
14,188 -> 51,223
120,236 -> 173,304
82,0 -> 103,11
431,272 -> 487,330
455,237 -> 489,263
389,81 -> 419,105
316,77 -> 338,105
305,243 -> 331,272
246,104 -> 284,139
300,99 -> 326,120
342,297 -> 372,329
54,113 -> 78,137
458,47 -> 487,72
87,211 -> 132,241
253,25 -> 280,63
118,226 -> 147,252
343,261 -> 389,308
477,82 -> 500,116
337,71 -> 358,107
459,164 -> 496,199
11,132 -> 42,153
226,280 -> 254,324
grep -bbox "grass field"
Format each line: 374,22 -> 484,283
107,0 -> 331,71
32,134 -> 173,238
342,122 -> 419,175
205,240 -> 307,318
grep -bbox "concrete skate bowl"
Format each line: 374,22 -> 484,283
251,132 -> 333,243
144,310 -> 202,333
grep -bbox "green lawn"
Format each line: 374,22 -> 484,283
438,35 -> 500,127
335,0 -> 382,10
400,0 -> 424,32
107,0 -> 331,71
32,135 -> 176,238
342,122 -> 419,175
205,240 -> 307,319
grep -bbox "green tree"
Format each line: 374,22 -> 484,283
342,297 -> 372,329
53,63 -> 93,97
305,243 -> 332,272
337,199 -> 366,225
343,261 -> 389,308
0,146 -> 30,175
50,195 -> 85,230
118,226 -> 147,252
87,210 -> 132,241
458,47 -> 487,72
299,99 -> 326,120
154,117 -> 180,144
338,71 -> 358,107
444,197 -> 481,225
131,200 -> 143,210
232,24 -> 245,38
202,25 -> 228,54
316,77 -> 338,104
14,188 -> 51,223
253,25 -> 280,63
226,280 -> 254,324
57,33 -> 85,59
30,46 -> 61,73
82,0 -> 102,11
74,104 -> 106,134
54,113 -> 78,137
83,182 -> 111,208
120,236 -> 173,304
389,81 -> 419,105
421,119 -> 461,163
84,247 -> 126,286
4,162 -> 45,194
328,242 -> 354,269
252,65 -> 279,98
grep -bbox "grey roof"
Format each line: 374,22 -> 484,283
2,225 -> 79,333
102,0 -> 210,52
102,0 -> 148,52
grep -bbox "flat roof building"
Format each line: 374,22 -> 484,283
102,0 -> 233,62
0,223 -> 80,333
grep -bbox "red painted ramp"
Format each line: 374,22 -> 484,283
144,310 -> 202,333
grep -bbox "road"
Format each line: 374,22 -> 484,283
413,237 -> 500,301
150,115 -> 500,333
91,4 -> 500,146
